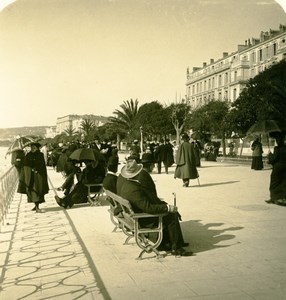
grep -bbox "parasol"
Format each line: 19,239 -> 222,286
247,120 -> 282,150
246,120 -> 282,136
6,135 -> 42,155
69,148 -> 100,162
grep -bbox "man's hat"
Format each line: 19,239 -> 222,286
121,159 -> 143,179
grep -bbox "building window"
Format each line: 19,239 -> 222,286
233,89 -> 237,100
273,43 -> 277,56
234,71 -> 237,81
259,49 -> 263,61
218,75 -> 222,86
225,72 -> 228,84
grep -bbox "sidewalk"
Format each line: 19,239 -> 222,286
1,161 -> 286,300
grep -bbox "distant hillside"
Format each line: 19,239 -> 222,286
0,126 -> 48,141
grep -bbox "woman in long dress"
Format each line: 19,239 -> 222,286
18,142 -> 49,212
266,133 -> 286,205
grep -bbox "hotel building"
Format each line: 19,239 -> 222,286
186,24 -> 286,108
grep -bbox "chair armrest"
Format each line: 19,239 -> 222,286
131,212 -> 168,219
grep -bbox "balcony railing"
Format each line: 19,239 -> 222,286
0,166 -> 18,230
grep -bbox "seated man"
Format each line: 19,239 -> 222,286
103,156 -> 119,194
55,158 -> 106,208
117,159 -> 192,257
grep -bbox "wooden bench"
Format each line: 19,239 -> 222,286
105,190 -> 168,260
85,183 -> 104,206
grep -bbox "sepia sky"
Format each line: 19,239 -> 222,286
0,0 -> 286,128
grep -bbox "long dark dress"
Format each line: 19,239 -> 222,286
268,145 -> 286,202
18,150 -> 49,204
251,140 -> 264,170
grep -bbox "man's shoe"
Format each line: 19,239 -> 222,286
171,248 -> 193,257
31,206 -> 37,211
55,196 -> 65,208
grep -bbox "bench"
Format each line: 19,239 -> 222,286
85,183 -> 104,206
105,189 -> 168,260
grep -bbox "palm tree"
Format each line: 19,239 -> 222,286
79,119 -> 96,141
64,125 -> 77,137
109,98 -> 140,141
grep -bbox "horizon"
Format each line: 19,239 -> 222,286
1,0 -> 286,128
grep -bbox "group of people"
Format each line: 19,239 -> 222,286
12,142 -> 49,213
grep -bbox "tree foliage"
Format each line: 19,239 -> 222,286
168,100 -> 191,143
229,60 -> 286,135
109,98 -> 140,141
136,101 -> 174,139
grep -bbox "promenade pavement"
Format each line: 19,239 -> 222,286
1,158 -> 286,300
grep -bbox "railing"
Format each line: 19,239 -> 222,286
0,166 -> 18,230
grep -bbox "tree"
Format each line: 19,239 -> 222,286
79,119 -> 96,141
109,98 -> 140,142
64,125 -> 78,138
136,101 -> 174,140
190,100 -> 230,155
168,100 -> 191,144
229,60 -> 286,136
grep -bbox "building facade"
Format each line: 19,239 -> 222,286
186,24 -> 286,108
55,114 -> 108,135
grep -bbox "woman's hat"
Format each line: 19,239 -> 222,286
30,142 -> 42,148
141,153 -> 154,164
121,159 -> 143,178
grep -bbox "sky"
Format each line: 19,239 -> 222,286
0,0 -> 286,128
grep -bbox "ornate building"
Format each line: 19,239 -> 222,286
56,114 -> 108,135
186,24 -> 286,108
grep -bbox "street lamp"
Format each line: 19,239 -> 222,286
140,126 -> 143,155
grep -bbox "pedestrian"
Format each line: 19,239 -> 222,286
174,133 -> 199,187
11,149 -> 25,178
117,159 -> 192,256
154,139 -> 165,174
265,132 -> 286,205
251,137 -> 264,170
18,142 -> 49,213
192,139 -> 202,167
163,139 -> 174,174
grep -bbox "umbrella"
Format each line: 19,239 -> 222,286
247,120 -> 282,150
246,120 -> 282,136
69,148 -> 100,161
6,135 -> 42,155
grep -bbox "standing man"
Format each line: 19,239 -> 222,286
175,133 -> 199,187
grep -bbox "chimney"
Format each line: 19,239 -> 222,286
192,67 -> 201,72
237,44 -> 248,52
223,52 -> 228,58
210,58 -> 214,64
203,62 -> 207,67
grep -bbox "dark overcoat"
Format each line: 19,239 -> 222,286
18,150 -> 49,203
175,141 -> 199,180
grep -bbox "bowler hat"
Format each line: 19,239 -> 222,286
121,159 -> 143,179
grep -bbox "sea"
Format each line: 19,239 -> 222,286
0,147 -> 12,176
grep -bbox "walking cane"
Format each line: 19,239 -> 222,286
172,192 -> 176,206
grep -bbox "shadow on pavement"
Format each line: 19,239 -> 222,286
181,220 -> 243,253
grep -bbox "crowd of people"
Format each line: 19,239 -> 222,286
10,130 -> 286,257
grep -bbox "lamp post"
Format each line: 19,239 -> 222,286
140,126 -> 144,155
